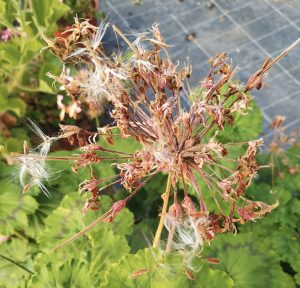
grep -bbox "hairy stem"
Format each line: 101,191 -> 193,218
52,175 -> 154,252
153,174 -> 172,248
51,210 -> 112,252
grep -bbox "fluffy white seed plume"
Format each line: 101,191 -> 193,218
66,19 -> 109,59
67,48 -> 89,59
165,216 -> 208,252
131,30 -> 149,53
82,55 -> 128,104
16,120 -> 57,197
82,63 -> 110,103
18,151 -> 51,198
27,119 -> 56,156
92,20 -> 109,50
164,215 -> 211,272
175,218 -> 205,251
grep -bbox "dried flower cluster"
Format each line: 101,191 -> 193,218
14,19 -> 299,258
269,115 -> 299,155
268,115 -> 300,181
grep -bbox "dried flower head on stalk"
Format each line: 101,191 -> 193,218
267,115 -> 300,182
12,19 -> 300,270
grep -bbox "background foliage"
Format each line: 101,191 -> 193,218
0,1 -> 300,287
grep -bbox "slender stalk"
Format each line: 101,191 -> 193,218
96,179 -> 121,194
271,154 -> 275,187
52,175 -> 155,252
10,153 -> 133,162
51,210 -> 112,252
95,116 -> 100,128
153,174 -> 172,248
265,37 -> 300,73
10,153 -> 79,161
112,25 -> 141,58
0,254 -> 34,274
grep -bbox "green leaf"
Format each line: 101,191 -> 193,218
0,171 -> 38,234
37,192 -> 133,262
195,267 -> 234,288
101,129 -> 142,154
30,0 -> 69,34
7,98 -> 27,117
26,190 -> 64,238
291,258 -> 300,285
38,79 -> 53,94
21,39 -> 43,63
30,0 -> 54,28
0,238 -> 34,288
247,183 -> 291,206
0,84 -> 8,112
46,150 -> 116,196
5,137 -> 22,153
0,0 -> 18,27
0,41 -> 21,67
29,193 -> 133,286
218,100 -> 262,142
29,257 -> 97,288
101,248 -> 234,288
204,233 -> 295,288
101,248 -> 189,288
0,0 -> 5,21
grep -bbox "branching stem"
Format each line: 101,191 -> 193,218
153,174 -> 172,248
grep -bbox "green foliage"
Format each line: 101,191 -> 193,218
101,248 -> 234,288
0,2 -> 299,285
101,248 -> 188,288
0,103 -> 299,287
1,82 -> 299,287
0,0 -> 101,160
218,100 -> 262,142
0,238 -> 34,288
0,167 -> 38,234
239,148 -> 300,286
0,0 -> 68,99
0,0 -> 70,158
191,82 -> 263,144
29,193 -> 133,287
204,233 -> 295,288
62,0 -> 102,23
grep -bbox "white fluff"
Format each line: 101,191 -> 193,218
17,120 -> 57,197
165,216 -> 209,253
18,152 -> 51,198
27,119 -> 56,156
92,21 -> 109,50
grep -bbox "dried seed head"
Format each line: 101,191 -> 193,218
33,19 -> 298,257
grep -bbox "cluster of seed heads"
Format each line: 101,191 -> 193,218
14,18 -> 300,267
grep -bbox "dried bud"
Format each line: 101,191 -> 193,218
104,200 -> 127,223
201,77 -> 214,89
270,115 -> 286,129
182,196 -> 196,215
168,202 -> 182,219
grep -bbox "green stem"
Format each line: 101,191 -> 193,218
8,65 -> 26,95
0,254 -> 34,274
95,116 -> 100,128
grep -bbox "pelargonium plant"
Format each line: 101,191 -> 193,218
12,19 -> 300,264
